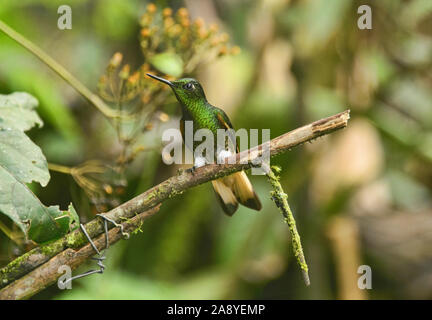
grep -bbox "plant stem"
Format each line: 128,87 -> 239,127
47,163 -> 72,175
0,19 -> 119,118
0,221 -> 14,242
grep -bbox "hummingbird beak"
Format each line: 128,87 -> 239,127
146,73 -> 173,87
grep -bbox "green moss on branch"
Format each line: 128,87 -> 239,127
266,166 -> 310,286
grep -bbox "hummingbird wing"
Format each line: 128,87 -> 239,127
216,111 -> 239,153
213,109 -> 262,216
215,109 -> 234,129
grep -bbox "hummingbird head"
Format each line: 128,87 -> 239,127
146,74 -> 207,107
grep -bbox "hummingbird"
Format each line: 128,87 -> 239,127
147,73 -> 262,216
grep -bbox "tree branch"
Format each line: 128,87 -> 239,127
0,205 -> 161,300
0,110 -> 350,299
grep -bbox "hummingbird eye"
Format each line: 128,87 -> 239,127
184,82 -> 194,90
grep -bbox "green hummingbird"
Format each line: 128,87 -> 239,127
147,73 -> 262,216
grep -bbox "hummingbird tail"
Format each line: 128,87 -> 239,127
231,171 -> 262,211
212,171 -> 262,216
212,179 -> 239,216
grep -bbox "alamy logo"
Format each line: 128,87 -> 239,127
57,265 -> 72,289
357,265 -> 372,289
161,121 -> 270,175
57,5 -> 72,30
357,5 -> 372,30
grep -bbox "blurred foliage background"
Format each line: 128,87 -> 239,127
1,0 -> 432,299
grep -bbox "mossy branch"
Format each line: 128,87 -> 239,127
0,19 -> 120,118
266,166 -> 310,286
0,110 -> 350,299
0,205 -> 161,300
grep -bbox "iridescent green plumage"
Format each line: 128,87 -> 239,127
146,73 -> 261,216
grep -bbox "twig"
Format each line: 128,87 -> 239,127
0,221 -> 16,244
0,110 -> 350,298
47,163 -> 73,175
266,166 -> 310,286
0,19 -> 119,119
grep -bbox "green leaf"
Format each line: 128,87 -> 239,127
0,91 -> 79,242
0,91 -> 49,186
149,52 -> 183,77
0,167 -> 79,243
0,129 -> 50,186
0,92 -> 43,131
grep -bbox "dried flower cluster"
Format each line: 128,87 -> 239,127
139,4 -> 240,72
98,4 -> 240,108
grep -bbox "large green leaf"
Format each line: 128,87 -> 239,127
0,92 -> 43,131
0,92 -> 49,186
0,92 -> 79,242
0,166 -> 78,243
0,129 -> 50,186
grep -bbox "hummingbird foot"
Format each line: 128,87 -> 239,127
217,150 -> 234,164
186,156 -> 207,175
185,166 -> 197,175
